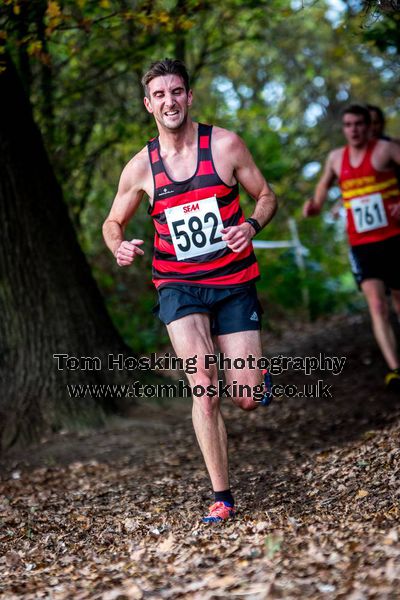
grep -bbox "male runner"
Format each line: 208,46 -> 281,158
367,104 -> 400,144
103,59 -> 277,522
368,104 -> 400,190
303,104 -> 400,391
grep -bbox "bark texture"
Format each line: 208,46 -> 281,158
0,55 -> 131,450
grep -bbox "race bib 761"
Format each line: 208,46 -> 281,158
350,193 -> 388,233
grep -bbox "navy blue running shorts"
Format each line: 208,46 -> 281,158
349,234 -> 400,290
153,283 -> 263,335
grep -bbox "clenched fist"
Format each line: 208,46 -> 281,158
303,199 -> 321,217
115,239 -> 144,267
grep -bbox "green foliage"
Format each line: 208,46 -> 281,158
2,0 -> 398,350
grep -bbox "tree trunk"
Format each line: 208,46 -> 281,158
0,54 -> 132,450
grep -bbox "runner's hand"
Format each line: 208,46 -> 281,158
221,223 -> 253,253
303,198 -> 321,217
115,239 -> 144,266
389,203 -> 400,220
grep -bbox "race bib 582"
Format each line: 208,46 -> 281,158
165,196 -> 227,261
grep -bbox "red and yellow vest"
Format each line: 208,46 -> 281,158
339,140 -> 400,246
147,123 -> 260,289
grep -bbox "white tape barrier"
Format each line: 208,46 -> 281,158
252,240 -> 309,255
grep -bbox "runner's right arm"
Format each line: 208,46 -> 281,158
303,151 -> 337,217
102,150 -> 148,266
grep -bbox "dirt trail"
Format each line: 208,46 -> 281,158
1,312 -> 399,599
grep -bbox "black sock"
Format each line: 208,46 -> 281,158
214,489 -> 234,506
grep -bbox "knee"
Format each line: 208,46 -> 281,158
232,396 -> 258,411
193,394 -> 220,418
192,374 -> 219,418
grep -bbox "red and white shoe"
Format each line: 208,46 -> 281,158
202,501 -> 235,523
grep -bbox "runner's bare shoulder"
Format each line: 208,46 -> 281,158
211,126 -> 249,170
370,138 -> 399,171
119,146 -> 152,196
211,126 -> 245,152
328,147 -> 344,177
209,126 -> 247,185
374,138 -> 393,156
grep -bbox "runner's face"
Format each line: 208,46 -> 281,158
144,75 -> 192,131
342,114 -> 369,148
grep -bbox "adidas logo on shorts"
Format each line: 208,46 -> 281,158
250,312 -> 259,322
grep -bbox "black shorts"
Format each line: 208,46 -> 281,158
349,234 -> 400,290
153,283 -> 263,336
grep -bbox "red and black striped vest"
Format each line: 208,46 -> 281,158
147,123 -> 260,289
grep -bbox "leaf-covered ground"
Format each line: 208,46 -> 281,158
1,313 -> 400,599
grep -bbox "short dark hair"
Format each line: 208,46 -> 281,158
367,104 -> 385,126
141,59 -> 190,97
341,104 -> 371,126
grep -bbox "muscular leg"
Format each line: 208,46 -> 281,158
361,279 -> 399,370
167,313 -> 229,492
216,329 -> 264,411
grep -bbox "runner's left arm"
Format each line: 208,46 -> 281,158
388,139 -> 400,165
387,141 -> 400,220
221,133 -> 277,253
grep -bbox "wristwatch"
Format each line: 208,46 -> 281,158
245,217 -> 262,236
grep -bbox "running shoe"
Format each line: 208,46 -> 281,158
385,368 -> 400,393
260,369 -> 273,406
202,501 -> 235,523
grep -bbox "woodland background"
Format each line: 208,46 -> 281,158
1,3 -> 400,598
0,0 -> 399,447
